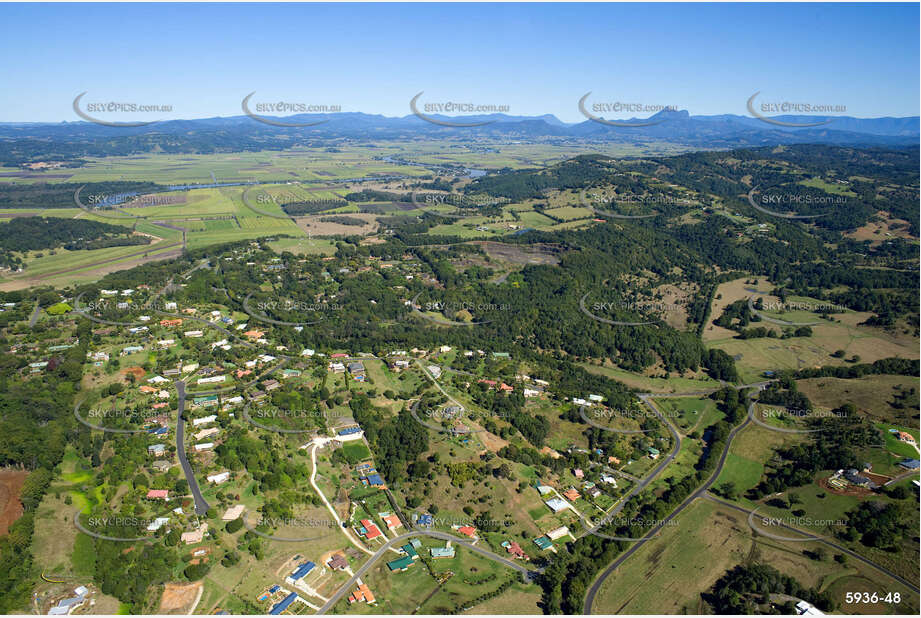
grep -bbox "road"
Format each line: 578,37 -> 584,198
583,392 -> 918,613
704,494 -> 920,595
583,401 -> 754,614
316,529 -> 539,614
307,440 -> 373,556
576,393 -> 682,539
174,380 -> 210,515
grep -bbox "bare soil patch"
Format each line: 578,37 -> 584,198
0,468 -> 27,535
160,581 -> 203,614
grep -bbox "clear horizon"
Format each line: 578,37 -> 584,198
0,2 -> 918,123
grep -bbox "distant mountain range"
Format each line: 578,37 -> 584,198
0,109 -> 917,161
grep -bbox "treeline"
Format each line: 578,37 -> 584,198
0,320 -> 89,612
747,411 -> 878,499
0,216 -> 139,253
280,199 -> 347,216
319,215 -> 366,226
0,181 -> 163,209
792,357 -> 919,379
349,395 -> 428,485
704,564 -> 832,613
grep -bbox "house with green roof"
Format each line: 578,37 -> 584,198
387,555 -> 414,572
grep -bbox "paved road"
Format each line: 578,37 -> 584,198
317,529 -> 539,614
576,394 -> 682,539
583,392 -> 919,612
175,380 -> 210,515
583,400 -> 754,614
704,494 -> 920,595
28,302 -> 41,327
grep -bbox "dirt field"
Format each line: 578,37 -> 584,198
846,210 -> 915,244
703,277 -> 772,342
0,468 -> 27,535
120,366 -> 146,381
294,212 -> 380,236
796,374 -> 919,425
160,581 -> 203,614
474,241 -> 563,266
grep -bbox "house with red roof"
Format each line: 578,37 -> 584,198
456,525 -> 477,538
381,514 -> 402,530
562,488 -> 580,501
359,519 -> 382,540
146,489 -> 169,500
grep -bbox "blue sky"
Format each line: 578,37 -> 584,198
0,2 -> 917,122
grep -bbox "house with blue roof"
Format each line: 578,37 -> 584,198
269,592 -> 298,615
285,561 -> 315,584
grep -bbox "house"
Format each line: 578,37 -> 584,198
146,489 -> 169,500
47,587 -> 89,615
898,458 -> 920,470
546,526 -> 570,541
426,364 -> 442,378
159,318 -> 182,327
574,468 -> 584,479
147,375 -> 169,384
263,379 -> 280,391
523,388 -> 540,397
362,474 -> 384,487
183,330 -> 203,338
572,397 -> 590,407
197,375 -> 226,385
148,444 -> 166,455
584,485 -> 602,499
359,519 -> 382,540
222,504 -> 245,521
897,431 -> 917,445
588,394 -> 604,402
301,348 -> 315,357
327,553 -> 348,570
157,339 -> 175,349
164,301 -> 178,310
194,442 -> 214,452
192,395 -> 218,409
387,556 -> 414,571
347,582 -> 375,604
243,330 -> 265,339
285,561 -> 315,584
328,362 -> 346,373
533,536 -> 553,550
269,592 -> 298,615
151,460 -> 171,472
280,369 -> 301,379
601,474 -> 618,486
648,447 -> 660,459
563,488 -> 581,501
147,426 -> 169,436
195,427 -> 220,440
207,471 -> 230,484
795,600 -> 826,616
381,514 -> 402,530
536,484 -> 554,496
456,525 -> 477,538
431,544 -> 455,558
181,523 -> 208,545
182,362 -> 199,373
505,541 -> 528,559
192,415 -> 217,426
146,517 -> 170,532
545,497 -> 569,513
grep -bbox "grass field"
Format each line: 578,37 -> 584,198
579,362 -> 721,393
591,498 -> 919,615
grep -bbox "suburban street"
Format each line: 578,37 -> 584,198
174,380 -> 210,516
